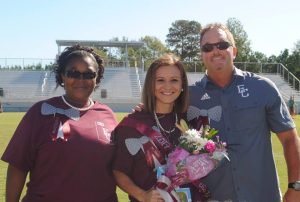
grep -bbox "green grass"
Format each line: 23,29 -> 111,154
0,112 -> 299,201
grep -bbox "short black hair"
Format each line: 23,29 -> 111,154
53,44 -> 104,88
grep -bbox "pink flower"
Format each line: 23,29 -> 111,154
204,140 -> 216,153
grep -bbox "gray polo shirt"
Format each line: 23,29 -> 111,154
188,68 -> 295,202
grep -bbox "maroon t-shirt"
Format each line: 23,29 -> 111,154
113,111 -> 202,201
1,96 -> 118,202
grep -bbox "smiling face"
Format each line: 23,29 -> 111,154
61,56 -> 97,105
201,27 -> 237,77
154,65 -> 182,113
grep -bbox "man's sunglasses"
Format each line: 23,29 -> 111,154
201,41 -> 232,52
65,70 -> 97,80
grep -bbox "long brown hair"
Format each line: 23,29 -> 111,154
142,53 -> 189,113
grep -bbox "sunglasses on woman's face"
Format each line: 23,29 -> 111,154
201,41 -> 232,53
65,70 -> 97,80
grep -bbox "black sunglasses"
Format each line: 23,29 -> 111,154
65,70 -> 97,80
201,41 -> 232,52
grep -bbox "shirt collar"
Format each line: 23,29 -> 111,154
197,67 -> 244,89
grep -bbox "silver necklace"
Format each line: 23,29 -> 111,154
61,95 -> 94,111
154,111 -> 178,134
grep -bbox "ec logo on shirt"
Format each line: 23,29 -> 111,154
237,85 -> 249,97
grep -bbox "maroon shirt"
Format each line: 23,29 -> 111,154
113,111 -> 202,202
2,96 -> 118,202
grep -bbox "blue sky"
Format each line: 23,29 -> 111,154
0,0 -> 299,59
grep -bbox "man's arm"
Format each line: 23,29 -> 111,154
6,164 -> 27,202
277,128 -> 300,202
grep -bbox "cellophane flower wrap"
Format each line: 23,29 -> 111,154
156,118 -> 229,201
166,119 -> 228,181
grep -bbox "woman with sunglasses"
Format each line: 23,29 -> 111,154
112,54 -> 204,202
1,45 -> 118,202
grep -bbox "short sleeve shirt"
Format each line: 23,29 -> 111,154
113,111 -> 203,202
1,96 -> 118,202
188,68 -> 295,202
113,111 -> 181,201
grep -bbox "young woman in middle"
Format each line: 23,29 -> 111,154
113,53 -> 202,202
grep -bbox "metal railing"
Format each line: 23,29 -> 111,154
277,63 -> 300,91
1,59 -> 299,113
1,58 -> 299,91
233,62 -> 300,91
0,58 -> 55,70
0,57 -> 145,70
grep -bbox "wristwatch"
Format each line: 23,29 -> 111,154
288,181 -> 300,191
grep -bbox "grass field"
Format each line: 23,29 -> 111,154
0,112 -> 299,201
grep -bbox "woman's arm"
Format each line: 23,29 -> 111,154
113,170 -> 162,202
6,164 -> 28,202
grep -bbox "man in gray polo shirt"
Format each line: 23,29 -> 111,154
188,23 -> 300,201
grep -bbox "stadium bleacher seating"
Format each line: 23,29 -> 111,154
0,69 -> 299,112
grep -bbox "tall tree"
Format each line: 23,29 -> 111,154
244,51 -> 268,73
94,48 -> 109,61
248,51 -> 267,63
267,55 -> 278,63
166,20 -> 201,61
294,40 -> 300,51
226,18 -> 251,62
277,49 -> 289,65
140,36 -> 168,59
288,50 -> 300,79
139,36 -> 168,69
286,50 -> 300,73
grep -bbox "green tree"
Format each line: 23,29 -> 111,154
107,37 -> 142,67
248,51 -> 268,63
140,36 -> 168,58
94,48 -> 109,61
106,36 -> 167,68
166,20 -> 201,61
108,37 -> 126,60
277,49 -> 289,65
286,50 -> 300,74
226,18 -> 251,62
294,40 -> 300,51
243,51 -> 268,73
290,50 -> 300,80
277,48 -> 300,85
140,36 -> 168,69
267,55 -> 278,63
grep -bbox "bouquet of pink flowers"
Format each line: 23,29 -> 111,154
156,119 -> 228,202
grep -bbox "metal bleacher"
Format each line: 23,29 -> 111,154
0,68 -> 144,111
0,63 -> 300,112
98,68 -> 134,99
261,73 -> 300,100
187,72 -> 204,85
0,71 -> 45,100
